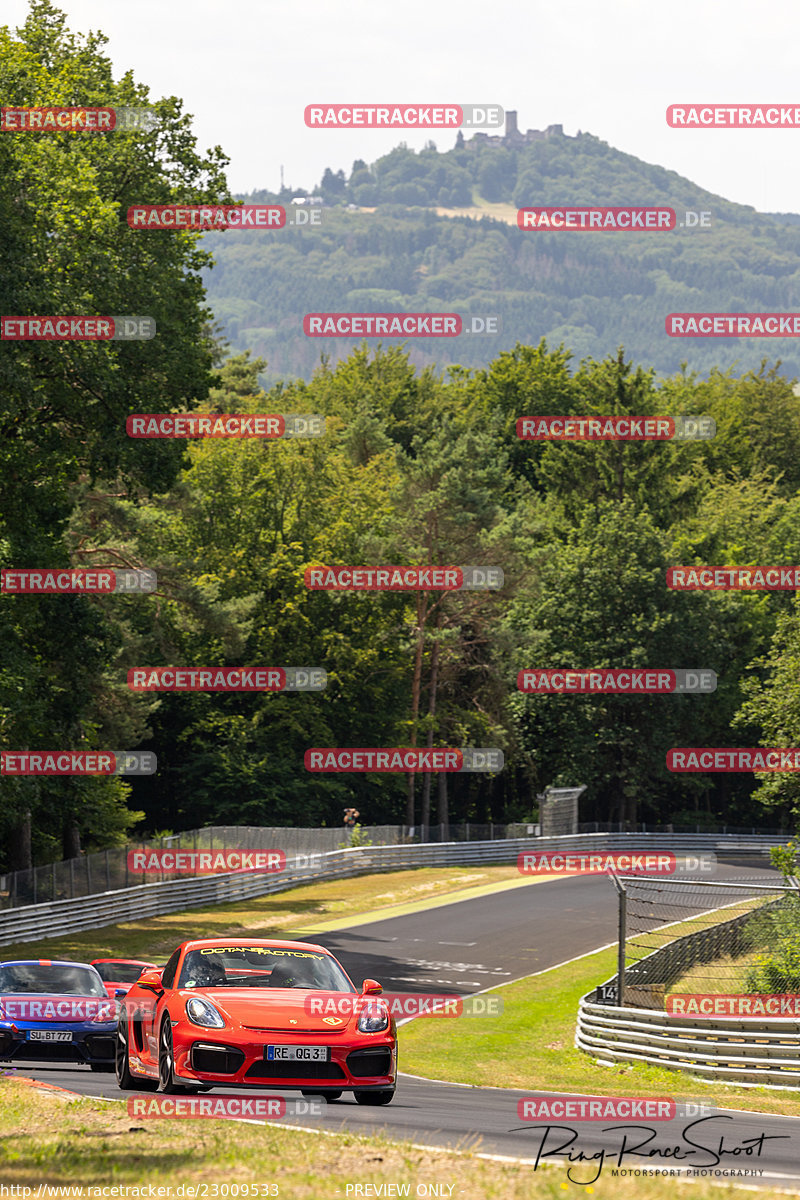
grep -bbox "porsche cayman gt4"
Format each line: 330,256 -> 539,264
116,938 -> 396,1104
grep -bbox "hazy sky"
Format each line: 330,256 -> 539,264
4,0 -> 799,212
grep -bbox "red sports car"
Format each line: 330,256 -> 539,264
91,959 -> 158,999
115,938 -> 396,1104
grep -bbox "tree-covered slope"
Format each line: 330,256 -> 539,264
201,131 -> 800,384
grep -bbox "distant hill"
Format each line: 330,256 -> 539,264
200,126 -> 800,384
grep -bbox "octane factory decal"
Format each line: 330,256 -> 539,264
198,947 -> 327,959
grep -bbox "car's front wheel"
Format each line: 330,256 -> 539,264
157,1020 -> 199,1094
116,1013 -> 156,1091
354,1089 -> 395,1105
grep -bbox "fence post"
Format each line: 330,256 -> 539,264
609,873 -> 626,1007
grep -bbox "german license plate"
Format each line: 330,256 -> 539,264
28,1030 -> 72,1042
266,1045 -> 330,1062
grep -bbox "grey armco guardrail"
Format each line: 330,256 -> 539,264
576,993 -> 800,1089
577,889 -> 800,1089
0,831 -> 785,950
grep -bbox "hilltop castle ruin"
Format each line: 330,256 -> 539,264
471,111 -> 570,148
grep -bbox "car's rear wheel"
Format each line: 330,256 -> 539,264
158,1020 -> 199,1093
116,1012 -> 156,1091
354,1089 -> 395,1105
301,1089 -> 343,1101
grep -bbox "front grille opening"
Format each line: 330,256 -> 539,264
191,1043 -> 245,1075
245,1060 -> 346,1080
84,1036 -> 115,1060
346,1048 -> 392,1077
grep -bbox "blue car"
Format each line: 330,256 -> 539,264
0,959 -> 119,1071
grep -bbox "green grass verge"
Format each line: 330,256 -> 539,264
399,945 -> 800,1117
0,1078 -> 794,1198
669,949 -> 761,997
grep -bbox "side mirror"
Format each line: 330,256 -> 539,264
136,968 -> 164,994
114,988 -> 127,998
362,979 -> 382,995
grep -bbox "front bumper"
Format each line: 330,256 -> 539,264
178,1036 -> 396,1090
0,1025 -> 116,1065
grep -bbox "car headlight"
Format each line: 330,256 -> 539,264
357,1003 -> 389,1033
186,996 -> 226,1028
91,1001 -> 118,1023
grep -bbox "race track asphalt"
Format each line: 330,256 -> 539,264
8,857 -> 800,1189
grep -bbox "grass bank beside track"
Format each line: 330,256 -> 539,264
0,1078 -> 795,1199
400,944 -> 800,1118
6,864 -> 799,1122
0,865 -> 528,963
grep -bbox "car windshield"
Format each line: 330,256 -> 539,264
0,963 -> 106,996
177,946 -> 355,991
93,962 -> 149,983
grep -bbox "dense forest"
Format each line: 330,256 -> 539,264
202,133 -> 800,382
3,3 -> 800,873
